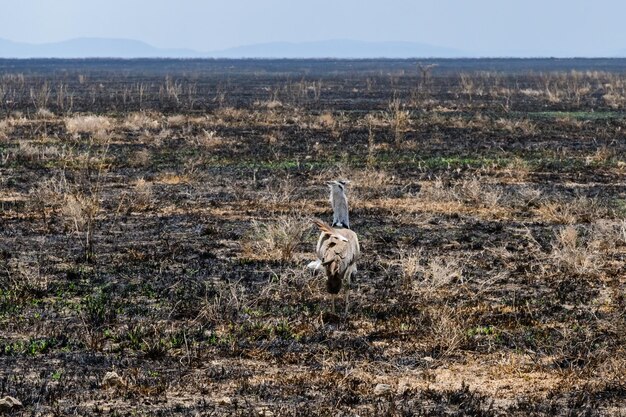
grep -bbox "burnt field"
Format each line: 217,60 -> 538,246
0,58 -> 626,416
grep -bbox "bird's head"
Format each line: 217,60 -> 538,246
326,179 -> 350,193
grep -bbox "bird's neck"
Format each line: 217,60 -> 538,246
331,189 -> 350,229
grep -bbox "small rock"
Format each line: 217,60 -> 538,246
373,383 -> 392,396
102,371 -> 125,388
216,396 -> 232,405
256,407 -> 275,416
0,396 -> 22,411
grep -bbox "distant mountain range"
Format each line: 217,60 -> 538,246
211,40 -> 465,58
0,37 -> 203,59
0,37 -> 622,59
0,37 -> 467,59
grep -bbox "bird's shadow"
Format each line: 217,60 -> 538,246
321,311 -> 342,324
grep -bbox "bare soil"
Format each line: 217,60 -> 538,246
0,59 -> 625,416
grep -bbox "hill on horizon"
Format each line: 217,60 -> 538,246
1,37 -> 624,59
0,37 -> 466,59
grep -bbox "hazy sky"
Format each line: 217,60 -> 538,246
1,0 -> 623,56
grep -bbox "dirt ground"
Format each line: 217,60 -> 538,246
0,59 -> 625,416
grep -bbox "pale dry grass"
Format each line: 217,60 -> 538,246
501,157 -> 531,180
17,140 -> 61,161
66,115 -> 114,136
123,112 -> 160,131
555,116 -> 585,129
550,225 -> 601,275
426,305 -> 467,357
156,172 -> 192,185
115,178 -> 154,214
417,256 -> 463,288
419,177 -> 456,203
17,140 -> 40,160
585,146 -> 614,166
254,99 -> 283,110
215,107 -> 246,123
397,248 -> 423,288
61,193 -> 100,233
5,254 -> 49,295
397,248 -> 463,290
0,119 -> 12,140
494,118 -> 537,136
166,114 -> 187,126
131,178 -> 154,211
35,108 -> 55,119
61,191 -> 101,260
260,177 -> 298,205
129,149 -> 152,168
244,215 -> 310,262
514,185 -> 543,207
535,196 -> 611,224
588,219 -> 626,251
28,176 -> 67,221
316,112 -> 336,129
418,176 -> 504,210
386,99 -> 411,145
456,177 -> 503,208
602,92 -> 624,109
194,129 -> 226,149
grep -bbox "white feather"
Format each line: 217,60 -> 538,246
307,260 -> 322,270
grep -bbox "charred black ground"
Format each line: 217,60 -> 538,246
0,59 -> 625,416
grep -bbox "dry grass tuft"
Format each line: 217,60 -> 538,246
417,256 -> 463,288
419,177 -> 456,203
585,146 -> 614,166
536,196 -> 611,224
166,114 -> 187,126
131,178 -> 154,211
502,157 -> 531,179
28,176 -> 67,219
426,305 -> 467,356
61,193 -> 100,232
386,99 -> 411,145
35,108 -> 55,119
129,148 -> 152,168
494,118 -> 537,136
5,255 -> 49,296
60,192 -> 101,260
397,248 -> 423,288
194,129 -> 226,149
399,249 -> 462,290
316,112 -> 336,129
66,115 -> 113,136
588,219 -> 626,251
456,177 -> 503,208
550,226 -> 601,276
0,119 -> 12,140
602,92 -> 624,109
123,112 -> 160,131
260,177 -> 298,205
244,215 -> 310,262
515,185 -> 543,207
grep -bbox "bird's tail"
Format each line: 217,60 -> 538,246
313,218 -> 346,294
312,219 -> 348,242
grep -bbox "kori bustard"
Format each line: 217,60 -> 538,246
308,180 -> 360,315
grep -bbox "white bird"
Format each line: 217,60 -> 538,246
308,180 -> 360,315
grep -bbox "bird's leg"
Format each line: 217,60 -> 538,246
344,272 -> 351,317
331,295 -> 336,314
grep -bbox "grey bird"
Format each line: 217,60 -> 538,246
308,180 -> 360,315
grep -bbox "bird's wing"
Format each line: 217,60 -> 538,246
313,219 -> 359,278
